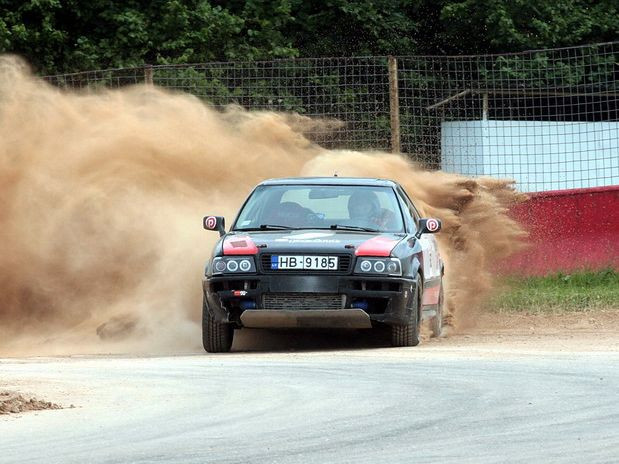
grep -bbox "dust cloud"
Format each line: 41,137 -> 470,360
0,56 -> 525,355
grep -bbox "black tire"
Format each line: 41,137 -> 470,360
431,285 -> 444,338
391,275 -> 421,347
202,298 -> 233,353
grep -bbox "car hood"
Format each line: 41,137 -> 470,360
222,229 -> 406,255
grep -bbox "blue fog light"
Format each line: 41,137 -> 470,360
352,299 -> 369,310
240,300 -> 256,310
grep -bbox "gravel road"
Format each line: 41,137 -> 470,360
1,329 -> 618,464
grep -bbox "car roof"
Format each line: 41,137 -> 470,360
259,177 -> 398,187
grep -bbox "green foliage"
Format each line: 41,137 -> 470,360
438,0 -> 618,54
489,269 -> 619,313
2,0 -> 616,74
476,47 -> 617,91
0,0 -> 298,74
288,0 -> 417,57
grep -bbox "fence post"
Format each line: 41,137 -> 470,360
482,92 -> 489,120
388,56 -> 401,153
144,64 -> 153,85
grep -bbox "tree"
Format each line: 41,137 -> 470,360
287,0 -> 417,56
436,0 -> 618,54
0,0 -> 298,74
0,0 -> 616,74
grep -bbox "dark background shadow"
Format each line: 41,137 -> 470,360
232,327 -> 392,352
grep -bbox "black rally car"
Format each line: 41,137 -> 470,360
202,177 -> 444,352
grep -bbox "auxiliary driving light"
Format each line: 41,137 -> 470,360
226,260 -> 239,272
239,259 -> 252,272
386,261 -> 398,273
211,256 -> 256,274
373,261 -> 386,273
214,260 -> 227,272
354,257 -> 401,276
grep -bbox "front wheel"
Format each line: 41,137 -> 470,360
202,298 -> 234,353
391,276 -> 421,347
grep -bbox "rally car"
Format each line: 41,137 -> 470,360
202,177 -> 444,352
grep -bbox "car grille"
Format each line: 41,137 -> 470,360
260,254 -> 351,273
263,293 -> 345,310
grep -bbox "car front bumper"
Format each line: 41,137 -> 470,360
203,273 -> 418,327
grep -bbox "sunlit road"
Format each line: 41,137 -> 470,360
1,344 -> 618,463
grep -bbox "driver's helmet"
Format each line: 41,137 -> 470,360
348,190 -> 380,219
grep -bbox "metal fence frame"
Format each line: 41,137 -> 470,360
45,41 -> 619,192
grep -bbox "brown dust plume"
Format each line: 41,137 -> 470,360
0,57 -> 525,355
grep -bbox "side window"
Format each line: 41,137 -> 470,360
399,187 -> 420,218
409,201 -> 422,223
395,187 -> 418,232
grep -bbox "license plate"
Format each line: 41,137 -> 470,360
271,255 -> 338,270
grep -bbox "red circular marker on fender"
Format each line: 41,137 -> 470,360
426,219 -> 439,232
205,216 -> 217,229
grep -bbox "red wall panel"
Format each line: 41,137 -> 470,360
504,186 -> 619,275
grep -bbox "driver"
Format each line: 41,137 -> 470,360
348,190 -> 394,228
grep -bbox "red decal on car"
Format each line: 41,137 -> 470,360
223,235 -> 258,255
355,236 -> 400,257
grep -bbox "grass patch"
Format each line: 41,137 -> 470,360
489,269 -> 619,314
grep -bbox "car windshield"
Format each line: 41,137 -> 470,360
234,184 -> 405,233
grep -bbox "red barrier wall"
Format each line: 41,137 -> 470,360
505,185 -> 619,275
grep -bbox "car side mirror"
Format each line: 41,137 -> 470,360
416,218 -> 441,238
203,215 -> 226,237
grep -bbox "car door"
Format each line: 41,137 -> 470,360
419,234 -> 441,282
396,186 -> 442,283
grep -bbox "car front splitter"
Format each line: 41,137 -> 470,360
239,308 -> 372,329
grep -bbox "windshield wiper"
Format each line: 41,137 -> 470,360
329,224 -> 380,233
235,224 -> 306,231
258,224 -> 300,230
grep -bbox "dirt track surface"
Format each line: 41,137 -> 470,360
2,315 -> 619,464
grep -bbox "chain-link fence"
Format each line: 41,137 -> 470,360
46,42 -> 618,192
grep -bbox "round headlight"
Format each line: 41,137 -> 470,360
374,261 -> 386,273
386,261 -> 398,273
360,260 -> 372,272
239,259 -> 252,272
226,260 -> 239,272
214,260 -> 227,272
